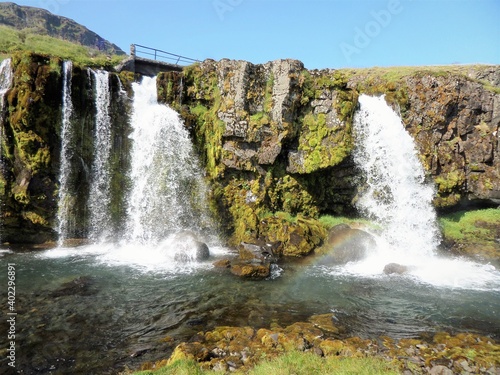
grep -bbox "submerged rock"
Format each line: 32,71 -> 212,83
383,263 -> 410,275
315,224 -> 376,264
50,276 -> 96,297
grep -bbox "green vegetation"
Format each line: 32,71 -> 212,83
319,215 -> 379,230
439,208 -> 500,242
132,353 -> 400,375
439,208 -> 500,262
0,25 -> 124,67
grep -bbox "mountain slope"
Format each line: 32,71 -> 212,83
0,2 -> 125,56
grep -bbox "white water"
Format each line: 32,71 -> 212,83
344,94 -> 500,290
126,76 -> 212,244
0,58 -> 12,241
46,75 -> 223,271
88,70 -> 113,241
0,58 -> 12,102
56,61 -> 75,245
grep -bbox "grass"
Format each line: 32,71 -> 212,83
438,208 -> 500,243
131,352 -> 401,375
318,215 -> 380,230
0,25 -> 124,67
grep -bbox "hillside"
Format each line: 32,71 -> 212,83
0,2 -> 125,56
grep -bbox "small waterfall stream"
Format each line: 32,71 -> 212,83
88,69 -> 113,242
0,58 -> 12,241
0,58 -> 12,104
56,61 -> 75,245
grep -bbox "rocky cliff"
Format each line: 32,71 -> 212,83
158,60 -> 500,246
0,52 -> 499,248
0,52 -> 132,243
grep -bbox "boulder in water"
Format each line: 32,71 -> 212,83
315,224 -> 376,264
171,231 -> 210,262
230,261 -> 270,279
383,263 -> 410,275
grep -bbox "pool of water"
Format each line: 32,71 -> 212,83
1,244 -> 499,374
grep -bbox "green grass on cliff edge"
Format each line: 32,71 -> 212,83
131,353 -> 400,375
0,25 -> 123,67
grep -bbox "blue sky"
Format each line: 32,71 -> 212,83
7,0 -> 500,69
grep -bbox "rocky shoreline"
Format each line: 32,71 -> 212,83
133,314 -> 500,374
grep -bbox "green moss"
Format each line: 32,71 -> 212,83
434,170 -> 465,194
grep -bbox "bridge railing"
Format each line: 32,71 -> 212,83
131,44 -> 200,66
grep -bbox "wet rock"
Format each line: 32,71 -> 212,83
213,259 -> 231,268
315,224 -> 376,264
383,263 -> 410,275
50,276 -> 96,297
230,261 -> 270,279
172,231 -> 210,262
239,241 -> 278,262
308,313 -> 341,335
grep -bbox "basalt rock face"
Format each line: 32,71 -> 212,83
158,59 -> 359,246
398,74 -> 500,208
158,60 -> 500,245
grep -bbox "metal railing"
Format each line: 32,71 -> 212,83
131,44 -> 200,66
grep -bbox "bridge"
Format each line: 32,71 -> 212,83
116,44 -> 200,76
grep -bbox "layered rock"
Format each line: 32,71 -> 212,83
158,60 -> 500,246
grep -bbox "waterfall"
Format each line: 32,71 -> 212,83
88,70 -> 113,241
0,58 -> 12,241
126,76 -> 211,244
56,61 -> 75,245
0,58 -> 12,104
353,94 -> 440,258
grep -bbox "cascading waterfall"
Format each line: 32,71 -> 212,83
56,61 -> 75,245
353,94 -> 440,258
126,76 -> 212,244
88,69 -> 113,241
346,94 -> 500,289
